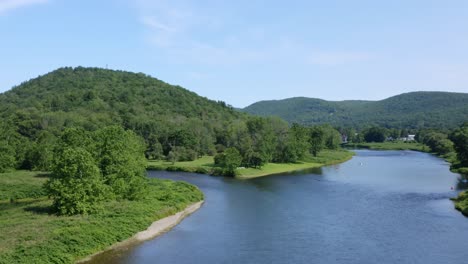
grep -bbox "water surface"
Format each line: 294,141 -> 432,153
89,150 -> 468,264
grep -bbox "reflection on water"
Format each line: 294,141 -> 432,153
86,150 -> 467,264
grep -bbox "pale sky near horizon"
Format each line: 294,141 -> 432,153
0,0 -> 467,107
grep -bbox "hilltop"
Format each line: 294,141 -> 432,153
242,92 -> 468,129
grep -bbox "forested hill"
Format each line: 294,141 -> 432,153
0,67 -> 241,137
242,92 -> 468,129
0,67 -> 249,171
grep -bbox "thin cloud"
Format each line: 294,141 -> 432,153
141,16 -> 174,32
0,0 -> 48,15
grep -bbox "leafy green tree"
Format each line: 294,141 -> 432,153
94,126 -> 147,200
215,147 -> 242,176
450,123 -> 468,165
309,126 -> 325,156
245,117 -> 277,165
0,144 -> 15,173
145,134 -> 163,160
421,131 -> 454,155
364,127 -> 387,142
27,131 -> 57,171
45,148 -> 110,215
0,120 -> 22,172
322,125 -> 342,149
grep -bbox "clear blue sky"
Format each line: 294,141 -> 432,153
1,0 -> 467,107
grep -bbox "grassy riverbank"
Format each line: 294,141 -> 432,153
345,141 -> 428,151
148,150 -> 354,179
453,191 -> 468,217
0,171 -> 203,264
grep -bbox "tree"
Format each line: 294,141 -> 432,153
274,123 -> 310,163
309,126 -> 325,156
45,148 -> 110,215
421,131 -> 453,155
322,125 -> 342,149
246,117 -> 277,164
450,123 -> 468,166
364,127 -> 387,142
94,126 -> 147,200
145,134 -> 163,160
215,147 -> 242,176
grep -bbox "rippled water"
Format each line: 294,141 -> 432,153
88,150 -> 468,264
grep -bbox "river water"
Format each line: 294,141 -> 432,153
88,150 -> 468,264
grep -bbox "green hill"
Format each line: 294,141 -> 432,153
0,67 -> 240,133
242,92 -> 468,129
0,67 -> 244,170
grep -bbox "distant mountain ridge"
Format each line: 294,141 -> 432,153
242,92 -> 468,129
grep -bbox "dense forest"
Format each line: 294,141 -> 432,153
242,92 -> 468,129
0,67 -> 343,177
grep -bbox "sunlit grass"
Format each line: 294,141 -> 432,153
146,150 -> 354,179
346,141 -> 427,151
0,171 -> 203,264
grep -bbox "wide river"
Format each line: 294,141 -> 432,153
89,150 -> 468,264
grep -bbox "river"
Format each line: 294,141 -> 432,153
87,150 -> 468,264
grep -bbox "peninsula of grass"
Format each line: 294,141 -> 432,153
0,171 -> 203,264
237,150 -> 354,179
147,150 -> 354,179
345,141 -> 428,152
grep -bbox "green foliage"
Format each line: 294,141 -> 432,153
417,130 -> 454,155
346,141 -> 427,151
243,92 -> 468,129
0,67 -> 242,168
309,126 -> 325,156
363,127 -> 387,143
0,171 -> 47,200
450,123 -> 468,166
215,147 -> 242,176
0,120 -> 27,172
0,173 -> 203,264
94,126 -> 148,200
322,125 -> 342,149
45,148 -> 110,215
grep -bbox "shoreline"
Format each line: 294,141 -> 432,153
78,200 -> 204,263
147,150 -> 355,180
235,154 -> 354,180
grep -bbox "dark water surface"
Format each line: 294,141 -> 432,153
88,150 -> 468,264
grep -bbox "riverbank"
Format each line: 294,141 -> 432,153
0,171 -> 203,264
79,201 -> 204,263
147,149 -> 355,179
237,150 -> 354,179
344,141 -> 428,151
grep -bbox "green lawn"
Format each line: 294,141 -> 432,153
147,150 -> 355,179
0,171 -> 203,264
346,141 -> 428,151
237,150 -> 354,179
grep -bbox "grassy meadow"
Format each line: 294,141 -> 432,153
0,171 -> 203,264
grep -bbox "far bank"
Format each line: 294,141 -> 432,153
147,149 -> 355,179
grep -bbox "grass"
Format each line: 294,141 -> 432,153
0,170 -> 48,200
345,141 -> 428,151
0,171 -> 203,264
147,150 -> 354,179
237,150 -> 354,179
